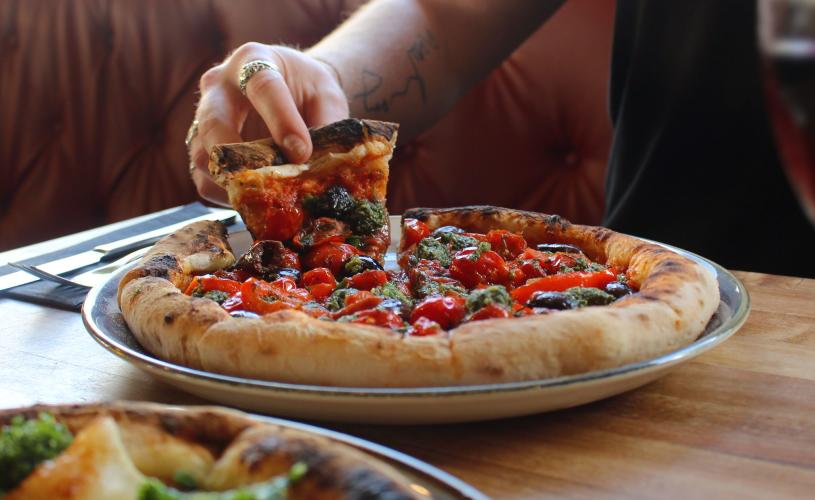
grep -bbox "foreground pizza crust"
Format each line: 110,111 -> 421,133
0,402 -> 421,499
118,205 -> 719,387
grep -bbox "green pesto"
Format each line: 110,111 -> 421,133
565,286 -> 615,307
325,287 -> 359,311
343,255 -> 367,276
202,290 -> 231,305
416,237 -> 451,267
371,281 -> 413,309
345,234 -> 365,249
465,285 -> 512,313
561,257 -> 606,273
439,232 -> 478,251
173,470 -> 198,491
414,279 -> 467,299
347,199 -> 387,235
468,241 -> 492,261
0,413 -> 74,491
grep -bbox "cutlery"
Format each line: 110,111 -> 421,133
0,210 -> 236,292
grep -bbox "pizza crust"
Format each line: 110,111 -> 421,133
0,402 -> 420,498
117,206 -> 719,387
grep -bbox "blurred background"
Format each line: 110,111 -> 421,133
0,0 -> 613,251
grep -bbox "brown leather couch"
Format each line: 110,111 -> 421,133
0,0 -> 614,251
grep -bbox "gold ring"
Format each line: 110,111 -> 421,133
185,119 -> 199,149
238,59 -> 281,95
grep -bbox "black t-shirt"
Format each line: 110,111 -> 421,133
606,1 -> 815,277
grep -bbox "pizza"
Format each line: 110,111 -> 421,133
0,402 -> 423,499
117,118 -> 719,388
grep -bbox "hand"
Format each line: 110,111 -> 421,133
188,43 -> 349,204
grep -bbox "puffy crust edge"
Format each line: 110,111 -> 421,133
118,207 -> 719,387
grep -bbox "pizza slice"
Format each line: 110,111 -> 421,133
0,403 -> 423,499
208,118 -> 398,264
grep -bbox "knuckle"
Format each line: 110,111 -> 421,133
197,115 -> 230,138
199,65 -> 223,90
232,41 -> 266,62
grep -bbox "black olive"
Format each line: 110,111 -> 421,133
525,291 -> 578,310
269,267 -> 302,283
343,255 -> 384,277
536,243 -> 584,254
303,185 -> 355,218
233,240 -> 290,277
230,310 -> 260,319
431,225 -> 465,237
605,281 -> 632,299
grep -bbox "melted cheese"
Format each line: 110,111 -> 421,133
6,416 -> 146,500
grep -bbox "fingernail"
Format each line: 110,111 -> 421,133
283,135 -> 307,161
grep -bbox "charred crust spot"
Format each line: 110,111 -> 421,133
158,414 -> 182,435
340,467 -> 413,500
240,436 -> 282,472
141,254 -> 181,278
164,313 -> 175,324
213,140 -> 287,173
311,118 -> 398,150
478,364 -> 505,378
637,313 -> 650,323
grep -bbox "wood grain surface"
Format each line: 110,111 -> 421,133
0,270 -> 813,498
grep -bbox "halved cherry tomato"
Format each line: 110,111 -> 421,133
486,230 -> 527,259
240,278 -> 300,315
409,317 -> 443,336
303,242 -> 360,275
403,218 -> 431,247
184,275 -> 241,296
468,303 -> 511,322
302,267 -> 336,287
410,295 -> 466,329
349,309 -> 405,329
449,247 -> 510,289
308,282 -> 336,301
348,269 -> 388,291
510,269 -> 617,304
332,291 -> 384,318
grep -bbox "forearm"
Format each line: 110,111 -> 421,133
308,0 -> 563,141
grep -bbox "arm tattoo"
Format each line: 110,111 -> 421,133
353,30 -> 439,114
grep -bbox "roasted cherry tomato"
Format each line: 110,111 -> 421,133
449,247 -> 510,289
348,269 -> 388,291
184,275 -> 241,296
308,282 -> 336,301
486,230 -> 527,259
240,278 -> 299,315
332,291 -> 384,318
349,309 -> 405,329
410,295 -> 466,329
409,317 -> 443,336
302,267 -> 336,287
303,242 -> 360,275
510,269 -> 617,304
246,203 -> 304,242
403,218 -> 431,247
292,217 -> 349,249
468,303 -> 511,321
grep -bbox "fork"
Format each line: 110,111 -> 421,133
8,246 -> 149,289
6,262 -> 90,289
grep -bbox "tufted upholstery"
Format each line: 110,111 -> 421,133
0,0 -> 613,251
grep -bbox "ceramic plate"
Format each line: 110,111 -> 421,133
0,402 -> 485,499
82,217 -> 750,424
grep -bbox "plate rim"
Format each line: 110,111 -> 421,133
82,234 -> 750,399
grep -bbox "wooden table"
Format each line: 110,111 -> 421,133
1,270 -> 814,498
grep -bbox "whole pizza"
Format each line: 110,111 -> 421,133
0,402 -> 423,498
117,119 -> 719,388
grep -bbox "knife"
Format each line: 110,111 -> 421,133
0,209 -> 237,292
